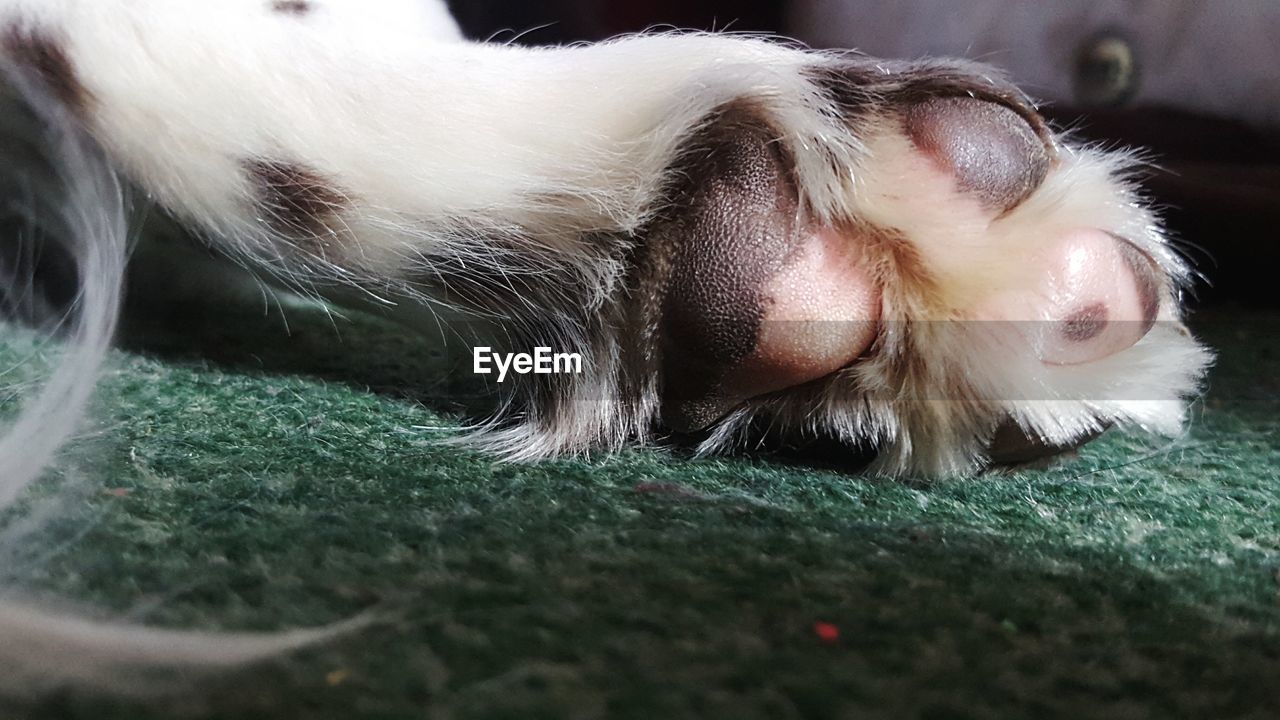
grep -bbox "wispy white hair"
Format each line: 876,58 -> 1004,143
0,62 -> 360,696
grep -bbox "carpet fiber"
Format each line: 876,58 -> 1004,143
3,300 -> 1278,719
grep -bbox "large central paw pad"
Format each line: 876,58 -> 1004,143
655,111 -> 881,431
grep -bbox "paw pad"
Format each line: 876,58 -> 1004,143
904,96 -> 1051,213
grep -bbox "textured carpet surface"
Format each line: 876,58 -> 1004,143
2,301 -> 1278,719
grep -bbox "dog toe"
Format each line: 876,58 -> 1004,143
904,96 -> 1052,213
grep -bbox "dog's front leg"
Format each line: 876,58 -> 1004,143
1,0 -> 1211,476
4,2 -> 819,270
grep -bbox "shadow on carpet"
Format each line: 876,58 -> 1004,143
1,301 -> 1277,719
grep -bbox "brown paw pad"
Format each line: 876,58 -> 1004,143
904,96 -> 1051,213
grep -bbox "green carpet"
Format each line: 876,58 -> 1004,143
2,300 -> 1278,719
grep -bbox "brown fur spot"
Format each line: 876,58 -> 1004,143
2,24 -> 90,114
271,0 -> 313,15
1061,302 -> 1109,342
245,159 -> 347,237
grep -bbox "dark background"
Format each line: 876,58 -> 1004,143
444,0 -> 1275,307
446,0 -> 784,43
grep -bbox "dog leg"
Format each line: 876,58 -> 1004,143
0,0 -> 1211,474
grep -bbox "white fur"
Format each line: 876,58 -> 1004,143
0,51 -> 385,694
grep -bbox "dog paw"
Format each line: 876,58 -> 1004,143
632,61 -> 1211,476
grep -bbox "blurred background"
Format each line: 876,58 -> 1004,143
446,0 -> 784,42
446,0 -> 1280,307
